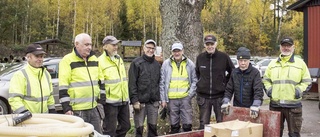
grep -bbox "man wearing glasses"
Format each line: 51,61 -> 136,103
129,39 -> 161,137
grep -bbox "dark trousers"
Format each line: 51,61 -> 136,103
197,96 -> 223,129
133,101 -> 159,137
73,108 -> 102,133
103,103 -> 131,137
270,106 -> 302,137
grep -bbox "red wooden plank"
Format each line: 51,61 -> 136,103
159,130 -> 204,137
222,106 -> 281,137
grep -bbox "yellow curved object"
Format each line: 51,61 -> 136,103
0,114 -> 93,137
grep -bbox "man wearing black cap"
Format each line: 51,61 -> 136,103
221,47 -> 264,119
9,44 -> 56,114
129,39 -> 161,137
98,35 -> 130,136
195,34 -> 235,129
59,33 -> 105,133
263,37 -> 311,137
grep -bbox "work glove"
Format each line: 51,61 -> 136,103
98,93 -> 106,105
133,102 -> 141,111
159,107 -> 168,120
250,106 -> 260,119
294,88 -> 301,99
221,102 -> 231,115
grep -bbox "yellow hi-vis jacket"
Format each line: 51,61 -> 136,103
263,54 -> 311,108
9,63 -> 55,113
168,60 -> 189,99
59,49 -> 104,112
98,51 -> 129,104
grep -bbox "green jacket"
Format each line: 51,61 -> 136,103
59,48 -> 105,112
99,51 -> 129,105
263,54 -> 311,108
9,64 -> 55,113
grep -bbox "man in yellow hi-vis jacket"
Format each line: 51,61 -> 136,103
59,33 -> 106,133
9,44 -> 56,114
263,37 -> 312,137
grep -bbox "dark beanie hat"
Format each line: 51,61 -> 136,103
237,47 -> 251,59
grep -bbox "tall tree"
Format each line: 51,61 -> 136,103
159,0 -> 206,134
160,0 -> 205,61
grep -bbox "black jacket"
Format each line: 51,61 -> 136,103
195,50 -> 235,99
224,64 -> 264,107
128,54 -> 161,104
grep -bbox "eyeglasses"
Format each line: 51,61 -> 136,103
145,46 -> 155,50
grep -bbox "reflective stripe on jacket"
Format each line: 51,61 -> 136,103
59,49 -> 102,111
99,51 -> 129,104
160,55 -> 198,102
9,64 -> 54,113
168,60 -> 189,99
263,55 -> 311,108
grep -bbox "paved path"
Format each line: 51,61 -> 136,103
261,98 -> 320,137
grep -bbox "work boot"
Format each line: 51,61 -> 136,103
135,126 -> 144,137
182,124 -> 192,132
147,123 -> 158,137
170,124 -> 180,134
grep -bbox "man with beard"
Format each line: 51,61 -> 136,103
98,36 -> 130,137
263,37 -> 311,137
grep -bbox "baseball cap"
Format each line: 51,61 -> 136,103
280,37 -> 294,45
171,43 -> 183,51
144,39 -> 157,47
102,36 -> 121,45
204,34 -> 217,44
26,44 -> 46,55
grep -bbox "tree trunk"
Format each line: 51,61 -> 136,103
160,0 -> 205,61
72,0 -> 77,42
56,0 -> 60,39
159,0 -> 206,134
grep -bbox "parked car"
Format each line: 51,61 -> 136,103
254,58 -> 275,77
0,58 -> 61,115
231,58 -> 239,68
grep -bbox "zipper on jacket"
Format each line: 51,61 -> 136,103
240,73 -> 243,105
210,55 -> 212,98
85,60 -> 95,108
39,67 -> 44,113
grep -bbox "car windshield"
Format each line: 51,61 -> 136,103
231,58 -> 237,66
0,62 -> 26,81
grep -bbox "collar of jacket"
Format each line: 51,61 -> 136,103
235,63 -> 253,74
27,63 -> 45,79
104,50 -> 120,59
205,49 -> 219,58
73,47 -> 95,61
169,54 -> 187,62
277,53 -> 295,63
143,54 -> 155,63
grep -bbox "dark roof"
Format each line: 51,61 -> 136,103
288,0 -> 320,11
33,39 -> 68,45
121,41 -> 142,47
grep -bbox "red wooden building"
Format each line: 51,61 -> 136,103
288,0 -> 320,68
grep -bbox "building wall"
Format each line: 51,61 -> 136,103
307,6 -> 320,68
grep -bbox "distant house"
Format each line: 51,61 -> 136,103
121,41 -> 142,62
288,0 -> 320,68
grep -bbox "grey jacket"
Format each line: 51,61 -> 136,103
159,55 -> 198,102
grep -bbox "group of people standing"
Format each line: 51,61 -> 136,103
8,32 -> 311,137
